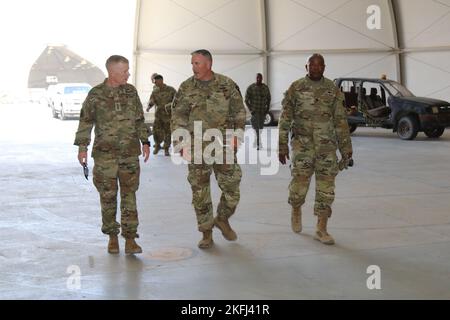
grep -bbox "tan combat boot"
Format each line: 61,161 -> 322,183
108,234 -> 119,254
153,144 -> 161,155
314,216 -> 335,245
198,230 -> 214,249
214,216 -> 237,241
125,238 -> 143,254
291,207 -> 302,233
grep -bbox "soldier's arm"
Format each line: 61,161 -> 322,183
146,91 -> 156,111
278,85 -> 295,155
171,85 -> 190,131
333,89 -> 353,157
74,94 -> 95,153
134,90 -> 151,144
231,84 -> 246,131
171,85 -> 192,150
166,87 -> 177,113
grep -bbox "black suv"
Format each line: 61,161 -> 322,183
334,78 -> 450,140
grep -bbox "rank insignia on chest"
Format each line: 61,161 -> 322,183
115,102 -> 121,112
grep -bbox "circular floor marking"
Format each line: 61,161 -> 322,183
145,247 -> 194,261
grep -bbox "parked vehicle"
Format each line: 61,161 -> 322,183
334,78 -> 450,140
51,83 -> 91,120
46,84 -> 58,108
264,109 -> 280,126
244,106 -> 281,126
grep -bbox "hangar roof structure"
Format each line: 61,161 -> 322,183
133,0 -> 450,107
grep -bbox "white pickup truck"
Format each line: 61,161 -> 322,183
50,83 -> 91,120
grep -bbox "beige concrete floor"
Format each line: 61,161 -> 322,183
1,102 -> 449,299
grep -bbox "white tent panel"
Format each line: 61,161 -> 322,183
269,53 -> 398,108
396,0 -> 450,47
138,0 -> 263,51
137,0 -> 200,49
268,0 -> 395,51
403,52 -> 450,101
328,0 -> 396,48
267,0 -> 332,50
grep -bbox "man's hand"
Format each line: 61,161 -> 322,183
338,152 -> 353,170
142,144 -> 150,163
279,145 -> 289,165
279,152 -> 290,165
78,151 -> 87,166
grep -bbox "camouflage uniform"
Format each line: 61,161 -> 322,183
148,84 -> 176,151
74,79 -> 150,238
245,82 -> 271,130
171,72 -> 246,232
278,76 -> 352,218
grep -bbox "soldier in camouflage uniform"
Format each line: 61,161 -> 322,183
245,73 -> 271,150
146,74 -> 176,156
74,55 -> 151,254
171,49 -> 246,249
278,54 -> 353,245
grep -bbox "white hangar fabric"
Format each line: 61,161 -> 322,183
132,0 -> 450,108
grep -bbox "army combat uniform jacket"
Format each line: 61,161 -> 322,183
74,80 -> 150,159
149,84 -> 177,122
278,76 -> 352,157
171,72 -> 246,153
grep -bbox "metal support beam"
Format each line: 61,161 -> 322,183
261,0 -> 269,86
132,0 -> 142,86
389,0 -> 402,83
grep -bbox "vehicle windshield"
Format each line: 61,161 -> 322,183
384,81 -> 414,97
64,86 -> 91,94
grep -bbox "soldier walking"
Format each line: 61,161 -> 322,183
74,55 -> 150,254
146,74 -> 176,156
171,49 -> 246,249
278,53 -> 353,245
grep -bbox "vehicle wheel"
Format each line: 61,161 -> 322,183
349,123 -> 357,134
397,115 -> 419,140
52,107 -> 58,119
424,127 -> 445,138
264,112 -> 274,126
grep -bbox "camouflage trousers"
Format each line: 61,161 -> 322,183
93,156 -> 140,238
187,163 -> 242,232
153,116 -> 171,149
288,146 -> 339,218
